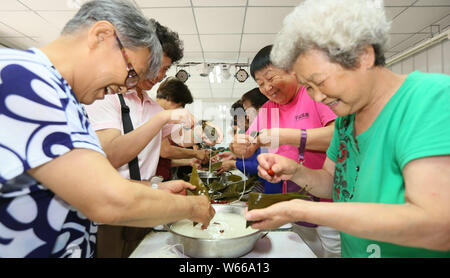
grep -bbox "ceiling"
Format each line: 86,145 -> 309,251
0,0 -> 449,103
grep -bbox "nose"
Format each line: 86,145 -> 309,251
259,83 -> 273,96
310,88 -> 327,103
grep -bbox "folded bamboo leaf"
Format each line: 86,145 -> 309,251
227,174 -> 242,182
188,166 -> 210,227
187,166 -> 210,198
246,187 -> 311,228
207,180 -> 227,192
202,120 -> 217,143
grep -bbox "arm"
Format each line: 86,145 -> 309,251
249,155 -> 450,251
258,122 -> 335,152
27,148 -> 214,228
96,109 -> 194,169
160,137 -> 209,163
171,158 -> 197,167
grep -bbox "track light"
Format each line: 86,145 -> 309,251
235,68 -> 249,83
200,63 -> 213,77
221,64 -> 231,80
175,69 -> 190,83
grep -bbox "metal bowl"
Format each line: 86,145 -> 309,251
165,204 -> 262,258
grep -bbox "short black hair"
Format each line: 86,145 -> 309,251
241,87 -> 268,110
230,100 -> 245,127
151,19 -> 184,64
156,77 -> 193,107
250,45 -> 273,79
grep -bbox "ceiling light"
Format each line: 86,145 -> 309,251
200,63 -> 212,77
221,64 -> 231,80
215,65 -> 222,83
175,69 -> 190,83
208,71 -> 214,83
235,68 -> 249,82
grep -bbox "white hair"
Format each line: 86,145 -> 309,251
271,0 -> 391,70
62,0 -> 162,79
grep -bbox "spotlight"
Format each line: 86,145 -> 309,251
200,63 -> 213,77
235,68 -> 249,83
221,64 -> 231,80
175,69 -> 190,83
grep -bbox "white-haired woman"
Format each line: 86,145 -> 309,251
0,0 -> 214,258
248,0 -> 450,258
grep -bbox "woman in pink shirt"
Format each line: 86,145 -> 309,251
231,45 -> 341,257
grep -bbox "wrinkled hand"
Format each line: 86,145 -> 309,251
230,134 -> 258,158
212,151 -> 236,162
166,109 -> 195,129
257,153 -> 299,183
189,195 -> 216,229
190,158 -> 202,169
245,200 -> 303,230
257,128 -> 280,148
196,149 -> 211,165
158,180 -> 196,195
201,122 -> 224,146
216,160 -> 236,174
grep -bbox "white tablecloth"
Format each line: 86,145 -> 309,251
130,230 -> 317,258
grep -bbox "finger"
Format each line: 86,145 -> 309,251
256,154 -> 272,169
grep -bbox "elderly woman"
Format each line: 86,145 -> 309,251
249,0 -> 450,258
0,0 -> 214,258
231,45 -> 340,257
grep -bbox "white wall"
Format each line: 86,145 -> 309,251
389,38 -> 450,75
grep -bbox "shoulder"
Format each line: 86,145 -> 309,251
0,48 -> 65,98
403,71 -> 450,94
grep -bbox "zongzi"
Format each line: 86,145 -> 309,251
246,188 -> 311,228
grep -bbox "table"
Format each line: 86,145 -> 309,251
130,229 -> 317,258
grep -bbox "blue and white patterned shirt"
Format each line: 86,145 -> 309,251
0,48 -> 105,257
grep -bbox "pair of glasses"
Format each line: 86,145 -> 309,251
114,31 -> 139,90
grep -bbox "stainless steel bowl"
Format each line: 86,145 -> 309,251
165,204 -> 262,258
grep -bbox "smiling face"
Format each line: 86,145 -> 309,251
138,54 -> 172,91
292,48 -> 372,117
73,22 -> 151,104
254,65 -> 299,105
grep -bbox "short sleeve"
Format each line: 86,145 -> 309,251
395,83 -> 450,169
326,118 -> 342,163
84,95 -> 122,131
0,61 -> 104,183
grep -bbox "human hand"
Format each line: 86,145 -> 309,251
164,109 -> 195,129
230,134 -> 258,158
245,199 -> 304,230
196,149 -> 211,164
257,128 -> 280,148
216,160 -> 236,174
158,179 -> 196,195
189,195 -> 216,229
213,151 -> 236,162
201,121 -> 224,146
257,153 -> 300,183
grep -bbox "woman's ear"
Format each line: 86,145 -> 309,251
359,45 -> 376,70
86,21 -> 115,50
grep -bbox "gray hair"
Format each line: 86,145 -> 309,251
62,0 -> 162,79
271,0 -> 390,70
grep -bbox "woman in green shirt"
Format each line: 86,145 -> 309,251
246,0 -> 450,258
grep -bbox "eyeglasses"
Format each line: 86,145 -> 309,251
114,31 -> 139,89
